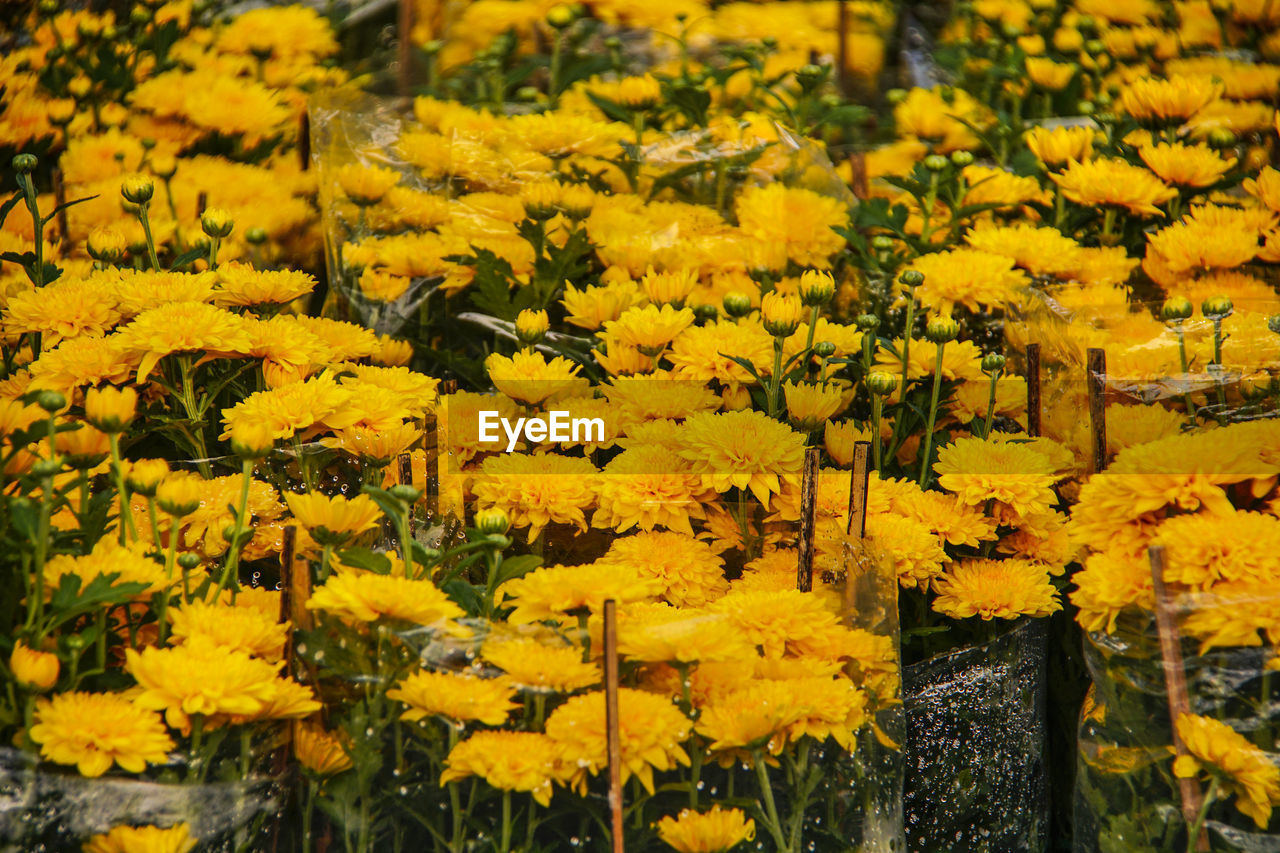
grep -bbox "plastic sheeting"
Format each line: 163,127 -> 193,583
903,617 -> 1050,853
1074,604 -> 1280,853
0,748 -> 284,852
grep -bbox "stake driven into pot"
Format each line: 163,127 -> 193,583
603,599 -> 624,853
1148,545 -> 1208,853
1087,347 -> 1108,475
1025,343 -> 1041,438
796,447 -> 821,593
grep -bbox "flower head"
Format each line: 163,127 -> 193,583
480,635 -> 600,692
1050,158 -> 1177,216
295,721 -> 353,777
1119,76 -> 1222,124
485,350 -> 588,404
29,691 -> 174,777
1174,713 -> 1280,828
1138,142 -> 1236,188
83,385 -> 137,433
656,806 -> 756,853
932,558 -> 1062,620
10,641 -> 59,691
388,670 -> 518,726
306,570 -> 464,625
1024,125 -> 1094,168
677,410 -> 806,508
285,492 -> 382,546
440,731 -> 566,806
82,823 -> 195,853
472,452 -> 598,541
498,562 -> 661,624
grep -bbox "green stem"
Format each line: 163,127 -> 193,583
981,370 -> 1001,439
136,203 -> 161,271
499,789 -> 512,853
753,751 -> 790,853
766,337 -> 785,418
549,32 -> 564,107
208,235 -> 219,270
176,356 -> 211,478
319,544 -> 333,583
216,458 -> 254,599
109,434 -> 140,545
1174,323 -> 1197,423
18,173 -> 45,288
158,520 -> 179,644
1185,777 -> 1219,853
890,291 -> 918,454
918,342 -> 947,488
871,395 -> 885,475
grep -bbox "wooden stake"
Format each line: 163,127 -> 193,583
280,525 -> 297,667
52,167 -> 69,244
423,413 -> 439,520
196,191 -> 208,219
796,448 -> 821,593
1148,546 -> 1208,852
1087,348 -> 1107,474
398,0 -> 414,99
397,451 -> 416,538
287,525 -> 314,634
1026,343 -> 1041,438
298,111 -> 311,173
846,441 -> 871,539
603,599 -> 624,853
848,152 -> 869,201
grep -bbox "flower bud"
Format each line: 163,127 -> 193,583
1207,128 -> 1237,150
474,507 -> 510,535
228,420 -> 274,460
813,341 -> 837,358
515,309 -> 550,346
1268,315 -> 1280,336
886,88 -> 907,105
546,4 -> 574,28
87,228 -> 128,263
981,352 -> 1006,374
722,291 -> 752,318
31,456 -> 64,478
150,154 -> 177,179
898,269 -> 924,289
923,154 -> 949,172
120,174 -> 154,205
177,552 -> 202,571
925,316 -> 960,343
1160,297 -> 1193,322
124,458 -> 168,496
797,270 -> 835,307
201,207 -> 234,239
870,235 -> 895,251
692,303 -> 718,323
1201,295 -> 1233,319
47,99 -> 76,126
761,291 -> 803,338
950,150 -> 974,167
84,385 -> 137,433
156,476 -> 203,516
37,0 -> 58,16
866,371 -> 899,397
12,154 -> 37,174
855,314 -> 880,332
617,74 -> 661,110
10,642 -> 59,691
794,64 -> 826,93
388,484 -> 421,504
245,226 -> 268,245
35,390 -> 67,413
131,5 -> 151,24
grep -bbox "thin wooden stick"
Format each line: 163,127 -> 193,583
298,112 -> 311,173
280,525 -> 297,667
1148,546 -> 1208,852
398,0 -> 413,99
52,167 -> 69,244
848,152 -> 869,201
603,599 -> 624,853
397,451 -> 415,538
1026,343 -> 1041,438
1087,348 -> 1107,474
196,191 -> 208,219
846,441 -> 872,539
796,447 -> 821,593
423,413 -> 439,520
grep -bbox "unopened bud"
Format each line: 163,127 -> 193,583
866,371 -> 899,396
722,291 -> 752,318
925,316 -> 960,343
981,352 -> 1006,374
1201,295 -> 1233,319
1160,297 -> 1193,322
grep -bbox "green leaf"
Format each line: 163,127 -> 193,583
40,193 -> 99,229
169,246 -> 206,271
492,554 -> 541,588
441,579 -> 483,617
335,546 -> 392,574
0,191 -> 24,230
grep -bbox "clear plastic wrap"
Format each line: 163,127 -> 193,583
0,747 -> 285,853
902,617 -> 1050,853
1074,594 -> 1280,853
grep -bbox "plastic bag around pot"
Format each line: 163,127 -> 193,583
903,617 -> 1050,853
1073,598 -> 1280,853
0,747 -> 285,853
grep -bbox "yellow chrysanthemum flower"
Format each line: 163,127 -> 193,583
284,492 -> 382,546
168,599 -> 288,662
335,163 -> 401,205
596,531 -> 729,608
126,637 -> 314,733
472,452 -> 598,541
1153,511 -> 1280,589
387,670 -> 517,726
934,436 -> 1061,523
676,410 -> 806,508
561,281 -> 645,331
734,184 -> 848,267
1138,142 -> 1237,188
593,602 -> 756,664
592,445 -> 710,536
42,538 -> 170,600
1024,125 -> 1094,168
902,247 -> 1030,314
213,262 -> 316,307
480,635 -> 600,692
656,806 -> 756,853
603,304 -> 695,356
439,730 -> 566,806
1174,713 -> 1280,829
485,350 -> 588,405
1119,75 -> 1222,123
497,562 -> 661,624
667,322 -> 775,385
545,687 -> 692,795
29,691 -> 174,778
931,558 -> 1062,621
964,222 -> 1084,278
295,721 -> 353,777
1050,158 -> 1177,216
82,823 -> 195,853
306,570 -> 464,625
